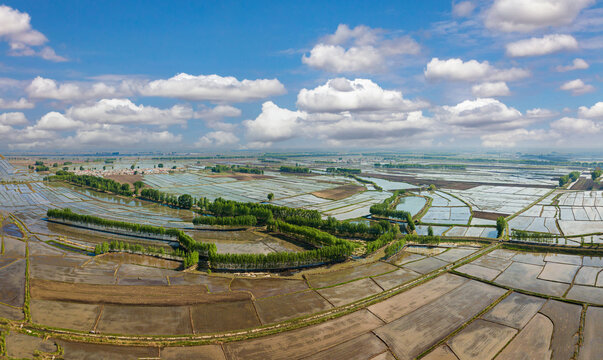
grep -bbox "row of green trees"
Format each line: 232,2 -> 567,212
350,175 -> 383,191
326,167 -> 361,174
369,190 -> 413,222
46,173 -> 132,196
279,165 -> 310,173
209,244 -> 353,270
47,208 -> 216,255
93,240 -> 199,268
559,171 -> 581,187
204,197 -> 321,224
384,237 -> 407,257
592,169 -> 602,180
211,164 -> 264,174
193,215 -> 257,226
366,228 -> 398,255
139,188 -> 194,209
283,216 -> 389,238
511,230 -> 559,243
496,216 -> 507,238
268,220 -> 356,248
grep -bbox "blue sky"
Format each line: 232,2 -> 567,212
0,0 -> 602,153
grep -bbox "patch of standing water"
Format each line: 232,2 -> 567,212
357,177 -> 416,191
1,223 -> 23,238
396,196 -> 426,216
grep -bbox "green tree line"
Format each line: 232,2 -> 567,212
279,165 -> 310,173
46,172 -> 133,196
193,215 -> 257,226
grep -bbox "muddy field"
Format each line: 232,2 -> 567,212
31,279 -> 250,305
311,183 -> 365,200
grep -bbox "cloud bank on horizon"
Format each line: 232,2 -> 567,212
0,0 -> 602,152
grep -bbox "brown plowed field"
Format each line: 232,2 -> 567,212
31,279 -> 250,305
312,184 -> 365,200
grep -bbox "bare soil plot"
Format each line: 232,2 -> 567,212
447,319 -> 517,360
223,310 -> 384,360
371,268 -> 420,290
482,292 -> 545,329
5,332 -> 57,359
31,299 -> 100,331
303,332 -> 387,360
317,278 -> 383,307
101,252 -> 181,269
565,285 -> 603,305
456,263 -> 501,281
537,262 -> 580,283
167,273 -> 231,292
422,345 -> 459,360
472,211 -> 509,220
31,279 -> 249,305
191,300 -> 260,333
370,351 -> 397,360
117,277 -> 169,285
57,339 -> 159,360
306,261 -> 397,288
495,313 -> 553,360
104,173 -> 145,188
2,237 -> 26,257
494,262 -> 569,297
578,306 -> 603,360
574,266 -> 600,286
511,252 -> 546,266
468,254 -> 511,271
254,290 -> 332,324
311,183 -> 365,200
539,300 -> 581,360
230,277 -> 308,298
160,345 -> 226,360
116,263 -> 180,279
97,304 -> 192,335
434,247 -> 477,263
402,256 -> 448,274
374,280 -> 505,360
387,252 -> 425,266
0,258 -> 25,306
28,239 -> 67,256
0,303 -> 23,320
368,273 -> 467,323
544,253 -> 582,265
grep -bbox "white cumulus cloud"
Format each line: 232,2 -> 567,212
485,0 -> 595,32
35,112 -> 83,131
425,58 -> 529,82
452,1 -> 476,17
0,5 -> 66,61
0,97 -> 34,109
66,99 -> 192,126
243,101 -> 306,146
0,112 -> 27,126
578,102 -> 603,120
196,131 -> 239,148
302,24 -> 420,73
551,117 -> 600,133
471,82 -> 510,97
436,98 -> 523,129
139,73 -> 286,102
297,78 -> 427,113
560,79 -> 595,95
506,34 -> 578,57
556,58 -> 589,72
